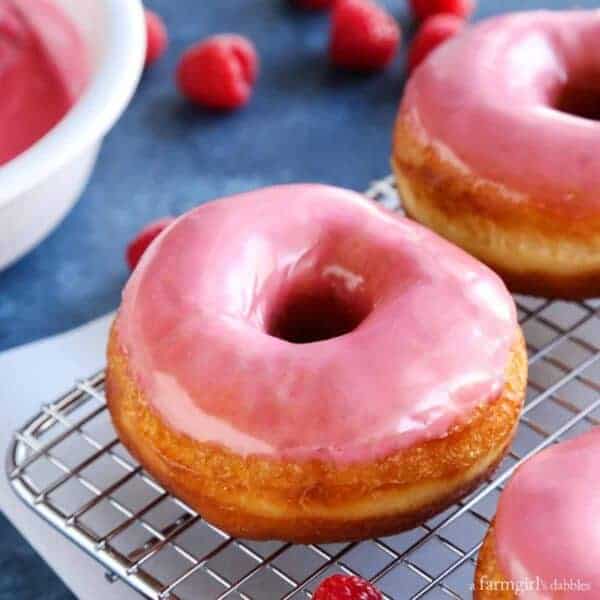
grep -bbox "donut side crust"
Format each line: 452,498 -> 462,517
474,527 -> 517,599
106,323 -> 527,543
392,116 -> 600,299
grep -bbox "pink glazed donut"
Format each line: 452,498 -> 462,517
476,428 -> 600,599
106,184 -> 526,543
393,10 -> 600,299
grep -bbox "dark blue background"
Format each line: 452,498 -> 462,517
1,0 -> 592,598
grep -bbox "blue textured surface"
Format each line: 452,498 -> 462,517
0,512 -> 74,600
1,0 -> 595,598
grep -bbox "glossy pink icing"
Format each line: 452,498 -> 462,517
400,10 -> 600,217
0,0 -> 88,165
116,185 -> 517,464
495,429 -> 600,599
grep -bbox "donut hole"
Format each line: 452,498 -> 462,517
267,282 -> 372,344
555,77 -> 600,121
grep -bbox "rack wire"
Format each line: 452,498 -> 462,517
7,176 -> 600,599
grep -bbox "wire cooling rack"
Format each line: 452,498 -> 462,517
7,176 -> 600,599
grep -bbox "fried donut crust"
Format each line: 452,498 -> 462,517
392,117 -> 600,299
474,527 -> 516,599
106,324 -> 527,543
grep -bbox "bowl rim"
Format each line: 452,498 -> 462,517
0,0 -> 146,207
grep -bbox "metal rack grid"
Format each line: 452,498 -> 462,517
6,176 -> 600,599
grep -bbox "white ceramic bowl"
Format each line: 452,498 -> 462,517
0,0 -> 145,270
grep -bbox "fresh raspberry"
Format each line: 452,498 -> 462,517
144,10 -> 168,66
409,0 -> 475,21
176,35 -> 259,110
291,0 -> 334,9
313,575 -> 383,600
126,218 -> 174,271
330,0 -> 401,72
408,14 -> 464,73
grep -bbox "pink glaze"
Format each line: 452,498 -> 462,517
400,10 -> 600,217
116,185 -> 517,464
495,429 -> 600,599
0,0 -> 88,165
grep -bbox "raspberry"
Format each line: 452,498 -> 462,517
408,14 -> 464,73
292,0 -> 334,9
126,218 -> 174,271
144,10 -> 168,66
330,0 -> 400,72
176,35 -> 259,110
313,575 -> 383,600
409,0 -> 474,21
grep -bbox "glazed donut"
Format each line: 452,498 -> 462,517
475,429 -> 600,599
107,184 -> 526,543
393,11 -> 600,299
